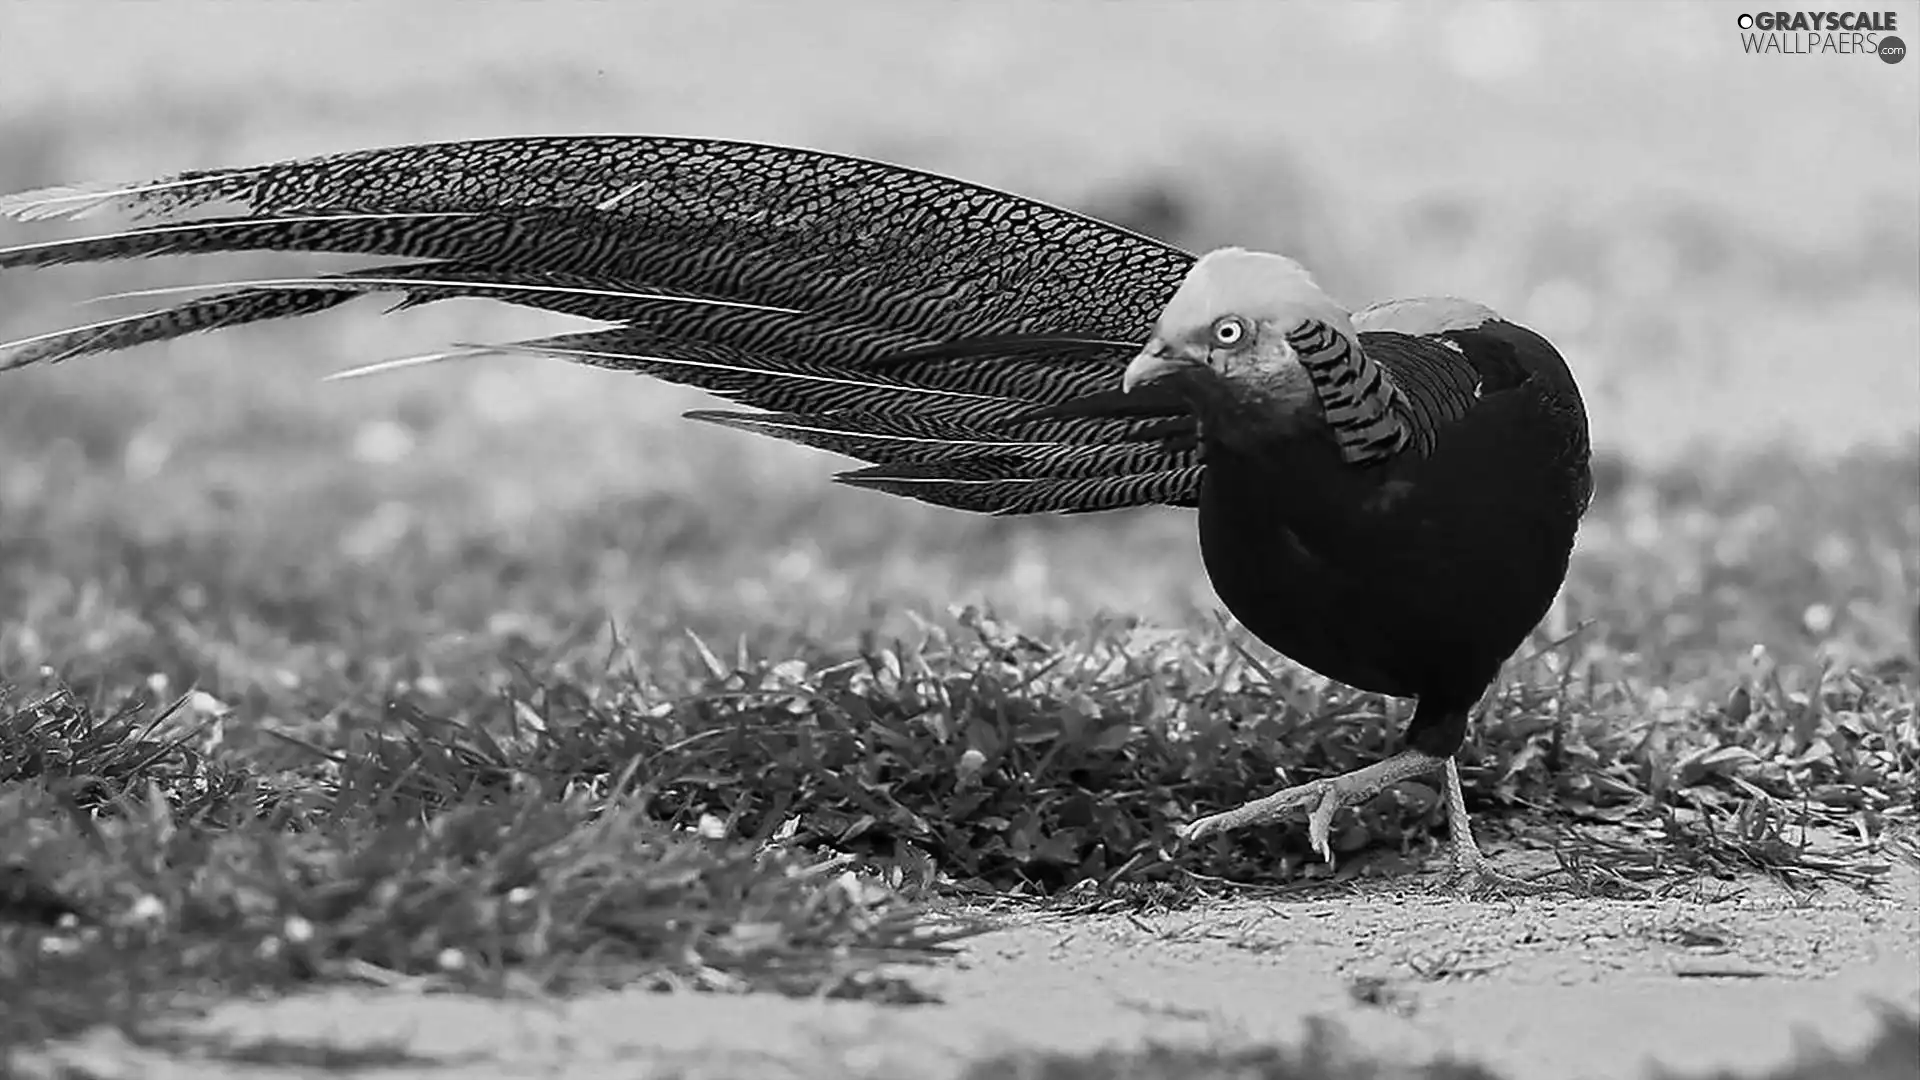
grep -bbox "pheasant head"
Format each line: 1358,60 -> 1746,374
1124,247 -> 1409,463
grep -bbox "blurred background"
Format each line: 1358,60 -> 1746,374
0,1 -> 1915,688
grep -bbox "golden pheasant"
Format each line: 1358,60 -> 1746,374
0,136 -> 1592,892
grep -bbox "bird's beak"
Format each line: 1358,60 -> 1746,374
1122,339 -> 1204,393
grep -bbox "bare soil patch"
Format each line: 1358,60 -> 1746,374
17,854 -> 1916,1080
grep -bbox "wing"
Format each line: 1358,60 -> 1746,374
1357,298 -> 1594,518
0,136 -> 1204,514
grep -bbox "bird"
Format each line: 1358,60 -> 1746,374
0,136 -> 1592,893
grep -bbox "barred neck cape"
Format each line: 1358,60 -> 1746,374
1281,314 -> 1410,462
0,134 -> 1558,515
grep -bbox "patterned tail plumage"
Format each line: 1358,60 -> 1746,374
0,136 -> 1205,514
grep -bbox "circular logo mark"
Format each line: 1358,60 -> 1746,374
1881,35 -> 1907,64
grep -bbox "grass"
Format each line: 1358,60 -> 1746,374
1,431 -> 1913,1060
1,25 -> 1918,1074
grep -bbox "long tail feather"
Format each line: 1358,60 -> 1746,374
79,274 -> 801,315
878,334 -> 1142,364
0,175 -> 239,222
686,409 -> 1197,474
0,289 -> 362,370
0,212 -> 480,268
325,346 -> 503,381
839,465 -> 1203,515
0,134 -> 1205,514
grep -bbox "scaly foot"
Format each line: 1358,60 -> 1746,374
1179,749 -> 1449,863
1434,840 -> 1566,897
1179,775 -> 1346,860
1433,756 -> 1566,897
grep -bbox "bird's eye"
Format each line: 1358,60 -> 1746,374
1211,316 -> 1248,348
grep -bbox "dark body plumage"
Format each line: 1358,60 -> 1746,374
1198,320 -> 1591,761
0,136 -> 1592,884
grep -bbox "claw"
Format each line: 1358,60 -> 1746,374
1437,861 -> 1562,898
1177,776 -> 1334,850
1306,785 -> 1340,864
1436,826 -> 1566,895
1175,750 -> 1448,865
1433,755 -> 1568,897
1436,835 -> 1566,897
1176,811 -> 1229,844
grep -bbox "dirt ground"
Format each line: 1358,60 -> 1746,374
16,846 -> 1918,1080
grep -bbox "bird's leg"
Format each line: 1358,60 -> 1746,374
1179,748 -> 1448,863
1434,756 -> 1563,896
